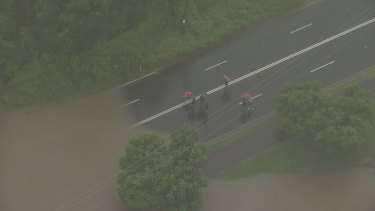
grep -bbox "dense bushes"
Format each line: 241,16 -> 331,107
0,0 -> 306,106
275,83 -> 375,153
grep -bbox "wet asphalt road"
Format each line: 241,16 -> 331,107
122,0 -> 375,144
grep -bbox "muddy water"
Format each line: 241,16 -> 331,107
202,172 -> 375,211
0,91 -> 140,211
2,90 -> 375,211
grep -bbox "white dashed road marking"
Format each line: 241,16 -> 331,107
118,99 -> 139,109
290,23 -> 312,34
310,61 -> 335,73
204,60 -> 228,71
252,93 -> 263,99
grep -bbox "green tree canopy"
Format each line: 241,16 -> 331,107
275,83 -> 375,153
0,0 -> 192,105
118,125 -> 207,211
118,134 -> 167,210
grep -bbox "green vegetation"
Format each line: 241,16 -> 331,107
208,115 -> 278,153
216,138 -> 364,180
275,83 -> 375,153
0,0 -> 306,107
118,125 -> 207,211
326,66 -> 375,93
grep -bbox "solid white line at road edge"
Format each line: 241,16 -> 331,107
205,60 -> 228,71
290,23 -> 312,34
310,61 -> 335,73
118,99 -> 139,109
130,17 -> 375,128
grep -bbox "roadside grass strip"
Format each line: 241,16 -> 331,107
325,65 -> 375,93
207,115 -> 279,153
216,139 -> 359,180
210,66 -> 375,179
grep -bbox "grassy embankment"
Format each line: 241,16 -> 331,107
0,0 -> 307,112
208,115 -> 279,153
213,66 -> 375,180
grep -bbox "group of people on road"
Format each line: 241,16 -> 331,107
183,74 -> 255,116
184,91 -> 209,113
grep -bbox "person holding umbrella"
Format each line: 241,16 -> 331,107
240,92 -> 254,111
199,92 -> 208,104
240,92 -> 250,105
224,74 -> 231,87
191,96 -> 196,106
198,92 -> 208,112
184,91 -> 193,98
184,91 -> 197,109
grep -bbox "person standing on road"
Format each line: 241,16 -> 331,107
204,102 -> 209,112
242,97 -> 247,106
191,96 -> 196,105
224,74 -> 231,87
200,95 -> 205,104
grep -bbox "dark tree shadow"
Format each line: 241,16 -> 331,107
197,108 -> 208,124
183,102 -> 192,111
239,109 -> 252,123
187,108 -> 196,121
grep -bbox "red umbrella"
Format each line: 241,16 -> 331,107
240,92 -> 250,98
184,91 -> 193,97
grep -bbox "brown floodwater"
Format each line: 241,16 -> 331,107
1,90 -> 375,211
0,90 -> 139,211
202,172 -> 375,211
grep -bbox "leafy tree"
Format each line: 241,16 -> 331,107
275,82 -> 324,137
166,125 -> 207,211
275,83 -> 375,153
118,134 -> 167,210
118,125 -> 207,211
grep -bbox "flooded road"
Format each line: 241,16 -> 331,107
1,88 -> 375,211
0,91 -> 138,211
202,172 -> 375,211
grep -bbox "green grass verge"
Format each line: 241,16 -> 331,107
326,66 -> 375,93
216,138 -> 362,180
208,115 -> 279,153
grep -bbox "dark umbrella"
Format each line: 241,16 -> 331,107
200,92 -> 208,97
199,92 -> 208,104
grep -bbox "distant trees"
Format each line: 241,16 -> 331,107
0,0 -> 194,105
0,0 -> 189,55
275,82 -> 375,153
118,125 -> 207,211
